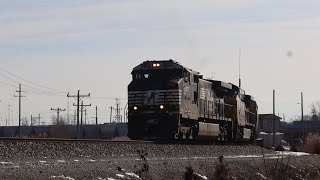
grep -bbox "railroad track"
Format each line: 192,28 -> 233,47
0,137 -> 154,144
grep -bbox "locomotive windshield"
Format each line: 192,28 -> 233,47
132,69 -> 182,81
130,69 -> 182,91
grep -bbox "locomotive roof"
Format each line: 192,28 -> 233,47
132,59 -> 200,75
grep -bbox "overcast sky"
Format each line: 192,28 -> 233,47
1,0 -> 320,125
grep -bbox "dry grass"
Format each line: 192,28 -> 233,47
302,135 -> 320,154
182,148 -> 320,180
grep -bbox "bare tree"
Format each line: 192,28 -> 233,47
51,115 -> 69,126
310,102 -> 320,121
21,117 -> 29,126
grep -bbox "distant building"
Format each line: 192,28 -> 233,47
258,114 -> 282,133
282,120 -> 318,131
257,114 -> 284,148
281,120 -> 320,141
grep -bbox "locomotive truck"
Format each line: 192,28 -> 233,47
128,60 -> 258,142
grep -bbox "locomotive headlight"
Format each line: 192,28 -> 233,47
156,63 -> 160,67
153,63 -> 157,67
160,105 -> 164,109
133,106 -> 138,110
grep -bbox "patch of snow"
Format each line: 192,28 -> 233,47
116,174 -> 126,179
107,178 -> 116,180
97,177 -> 106,180
89,159 -> 97,162
125,172 -> 141,179
74,160 -> 80,162
256,173 -> 267,179
0,162 -> 12,165
39,161 -> 47,164
57,160 -> 66,163
119,168 -> 126,172
11,166 -> 20,169
50,175 -> 75,180
225,155 -> 261,159
275,151 -> 310,156
193,173 -> 208,180
290,165 -> 297,169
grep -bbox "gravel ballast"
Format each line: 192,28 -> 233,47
0,141 -> 319,180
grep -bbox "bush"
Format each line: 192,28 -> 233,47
275,145 -> 285,151
211,156 -> 230,180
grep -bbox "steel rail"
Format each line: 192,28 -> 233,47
0,137 -> 153,144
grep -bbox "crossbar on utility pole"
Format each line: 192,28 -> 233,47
14,84 -> 26,136
68,90 -> 90,139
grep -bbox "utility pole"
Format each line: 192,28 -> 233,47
68,90 -> 90,139
70,110 -> 77,125
31,115 -> 33,126
123,103 -> 128,123
51,107 -> 66,125
79,101 -> 91,138
37,113 -> 42,126
238,48 -> 241,90
67,89 -> 70,125
81,101 -> 83,132
95,106 -> 98,125
6,118 -> 7,126
11,111 -> 13,126
14,84 -> 26,136
73,110 -> 76,125
110,106 -> 113,123
115,98 -> 122,123
84,108 -> 87,125
301,92 -> 304,139
273,90 -> 276,147
8,104 -> 10,126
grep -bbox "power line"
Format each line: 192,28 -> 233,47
0,80 -> 18,89
24,90 -> 66,97
0,67 -> 67,93
91,96 -> 127,100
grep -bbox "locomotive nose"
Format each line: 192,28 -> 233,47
144,119 -> 160,131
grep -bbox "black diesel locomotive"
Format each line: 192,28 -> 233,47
128,60 -> 258,142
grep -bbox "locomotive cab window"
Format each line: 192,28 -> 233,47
133,73 -> 142,79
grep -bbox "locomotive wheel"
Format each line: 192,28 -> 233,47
218,127 -> 227,142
